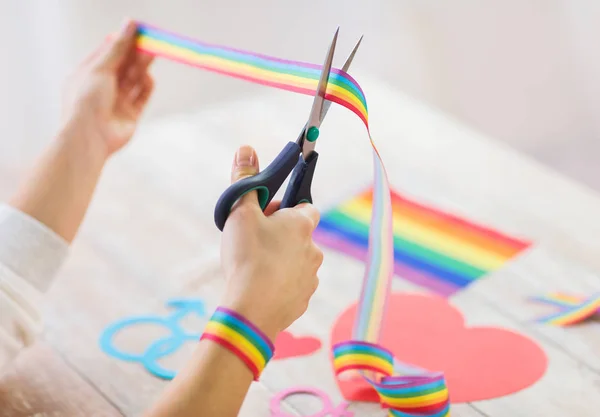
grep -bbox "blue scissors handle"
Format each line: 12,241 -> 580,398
214,141 -> 301,231
280,151 -> 318,209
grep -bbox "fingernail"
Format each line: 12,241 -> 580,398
119,19 -> 135,36
235,145 -> 256,168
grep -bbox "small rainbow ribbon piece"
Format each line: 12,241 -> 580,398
530,293 -> 600,326
333,342 -> 450,417
135,22 -> 449,414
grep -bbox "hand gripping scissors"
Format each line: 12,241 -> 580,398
214,29 -> 362,231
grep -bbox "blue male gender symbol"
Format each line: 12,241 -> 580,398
99,298 -> 206,379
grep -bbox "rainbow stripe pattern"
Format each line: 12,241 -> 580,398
530,293 -> 600,326
136,22 -> 448,415
333,342 -> 450,417
136,23 -> 368,126
201,307 -> 274,380
314,187 -> 531,296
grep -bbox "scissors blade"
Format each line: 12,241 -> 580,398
306,28 -> 338,131
301,28 -> 338,157
320,35 -> 363,121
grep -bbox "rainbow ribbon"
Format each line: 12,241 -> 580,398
201,307 -> 274,380
333,342 -> 450,417
136,22 -> 449,415
530,293 -> 600,326
136,23 -> 368,126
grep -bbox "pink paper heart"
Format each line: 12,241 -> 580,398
273,331 -> 322,360
331,293 -> 548,403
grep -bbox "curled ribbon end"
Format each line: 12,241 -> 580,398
333,341 -> 450,416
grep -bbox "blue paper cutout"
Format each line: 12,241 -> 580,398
99,298 -> 206,379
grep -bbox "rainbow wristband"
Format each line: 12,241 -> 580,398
200,307 -> 274,380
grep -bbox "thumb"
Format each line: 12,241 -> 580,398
95,20 -> 137,70
231,145 -> 260,207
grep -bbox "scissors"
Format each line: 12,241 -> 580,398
214,29 -> 362,231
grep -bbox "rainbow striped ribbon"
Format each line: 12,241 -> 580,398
136,23 -> 368,125
333,342 -> 450,417
530,293 -> 600,326
136,22 -> 449,415
201,307 -> 274,380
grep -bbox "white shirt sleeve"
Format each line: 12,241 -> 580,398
0,203 -> 69,368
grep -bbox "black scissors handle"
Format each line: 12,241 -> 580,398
280,151 -> 319,209
214,141 -> 300,231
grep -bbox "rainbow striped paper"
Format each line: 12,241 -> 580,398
315,187 -> 531,297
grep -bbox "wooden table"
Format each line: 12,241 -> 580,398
3,75 -> 600,416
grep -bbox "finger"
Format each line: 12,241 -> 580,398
309,275 -> 320,295
79,37 -> 111,69
294,203 -> 320,230
313,245 -> 324,267
95,20 -> 138,71
133,73 -> 155,110
231,145 -> 260,207
120,51 -> 154,91
119,64 -> 137,91
136,52 -> 155,72
116,73 -> 153,120
263,200 -> 281,216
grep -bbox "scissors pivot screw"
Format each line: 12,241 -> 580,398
306,126 -> 320,142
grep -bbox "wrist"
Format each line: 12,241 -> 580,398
57,117 -> 111,165
219,297 -> 281,343
201,306 -> 275,381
